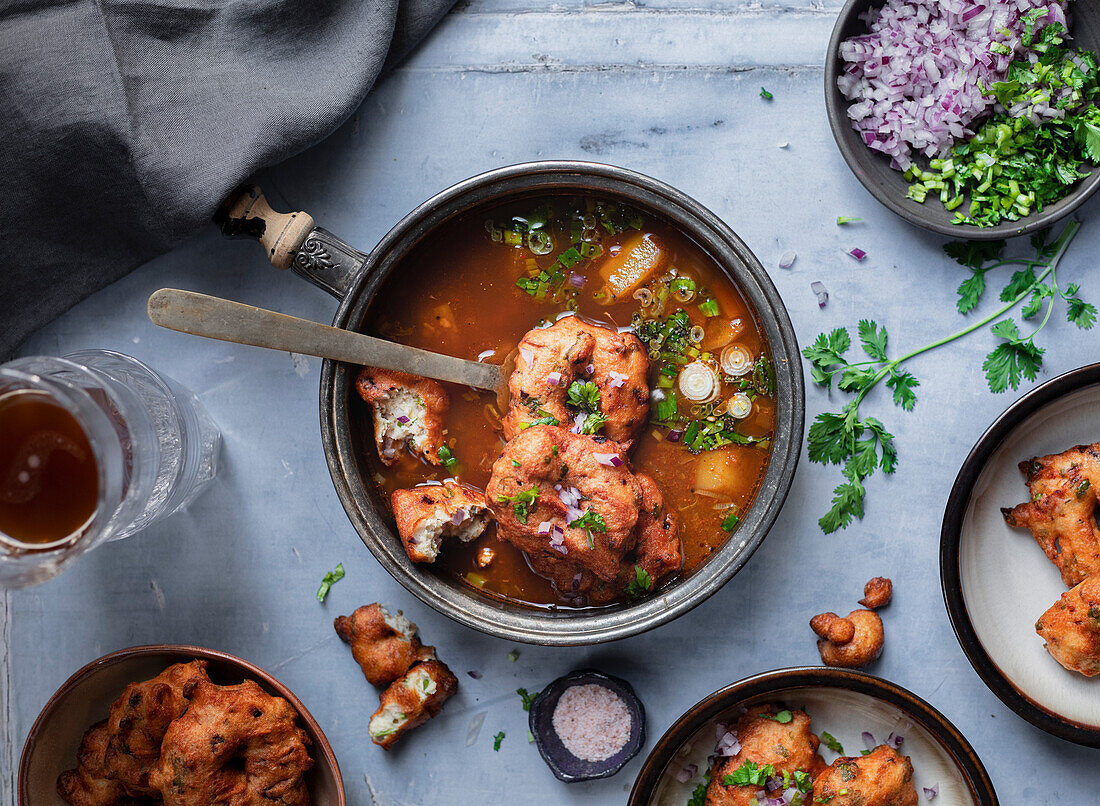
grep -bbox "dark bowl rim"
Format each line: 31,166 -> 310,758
628,665 -> 998,805
824,0 -> 1100,240
939,362 -> 1100,747
17,644 -> 347,805
318,159 -> 806,646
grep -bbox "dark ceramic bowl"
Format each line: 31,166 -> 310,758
825,0 -> 1100,239
19,645 -> 346,805
629,667 -> 997,805
219,161 -> 805,646
941,363 -> 1100,747
529,668 -> 646,782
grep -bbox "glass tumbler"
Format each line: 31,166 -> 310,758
0,350 -> 221,587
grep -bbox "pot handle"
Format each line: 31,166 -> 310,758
215,184 -> 366,300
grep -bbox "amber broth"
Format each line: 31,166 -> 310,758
0,391 -> 98,544
359,195 -> 776,607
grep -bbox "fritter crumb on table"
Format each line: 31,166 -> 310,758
705,705 -> 825,806
149,679 -> 312,806
811,609 -> 884,668
368,659 -> 459,750
811,744 -> 918,806
334,603 -> 434,686
1035,573 -> 1100,677
355,366 -> 449,466
859,576 -> 893,609
1002,441 -> 1100,586
391,481 -> 491,563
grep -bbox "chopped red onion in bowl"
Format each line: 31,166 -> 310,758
586,363 -> 595,375
450,509 -> 466,526
568,272 -> 586,288
594,452 -> 624,467
811,281 -> 829,308
923,784 -> 938,800
861,730 -> 876,748
666,428 -> 683,443
715,729 -> 741,756
674,763 -> 698,784
395,415 -> 410,425
570,411 -> 586,434
538,520 -> 554,537
546,371 -> 562,386
520,347 -> 534,366
607,370 -> 628,388
886,731 -> 904,749
848,247 -> 867,261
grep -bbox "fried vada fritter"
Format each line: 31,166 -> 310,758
501,315 -> 649,447
705,705 -> 825,806
57,721 -> 148,806
334,603 -> 435,687
355,367 -> 449,467
1035,573 -> 1100,677
368,658 -> 458,750
102,660 -> 210,797
390,481 -> 491,564
487,426 -> 642,582
811,745 -> 918,806
149,679 -> 312,806
812,609 -> 884,668
1002,442 -> 1100,587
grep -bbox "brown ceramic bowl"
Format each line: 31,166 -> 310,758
19,645 -> 345,805
825,0 -> 1100,240
629,667 -> 997,805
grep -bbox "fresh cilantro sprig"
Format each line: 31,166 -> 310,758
804,221 -> 1087,532
723,761 -> 775,786
624,565 -> 653,599
497,486 -> 540,524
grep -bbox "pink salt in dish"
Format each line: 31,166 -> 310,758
551,683 -> 632,762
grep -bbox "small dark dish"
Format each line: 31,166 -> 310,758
19,644 -> 346,805
941,363 -> 1100,747
629,666 -> 997,805
529,668 -> 645,783
825,0 -> 1100,239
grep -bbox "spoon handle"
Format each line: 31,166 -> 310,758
147,288 -> 503,392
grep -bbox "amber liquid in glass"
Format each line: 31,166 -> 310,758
0,391 -> 98,544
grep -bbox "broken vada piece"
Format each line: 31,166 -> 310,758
859,576 -> 893,609
334,603 -> 434,687
812,609 -> 884,668
502,315 -> 649,447
149,679 -> 312,806
355,366 -> 449,466
391,481 -> 491,563
369,659 -> 458,750
57,721 -> 146,806
705,705 -> 825,806
101,660 -> 210,797
1001,442 -> 1100,586
812,745 -> 918,806
1035,573 -> 1100,677
487,426 -> 642,583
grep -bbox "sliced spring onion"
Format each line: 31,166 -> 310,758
670,276 -> 697,302
678,362 -> 720,402
720,344 -> 753,377
698,297 -> 720,317
726,392 -> 753,419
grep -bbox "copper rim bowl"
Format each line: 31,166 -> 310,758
19,644 -> 346,805
218,160 -> 805,646
628,667 -> 998,805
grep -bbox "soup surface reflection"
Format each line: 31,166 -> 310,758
360,195 -> 776,607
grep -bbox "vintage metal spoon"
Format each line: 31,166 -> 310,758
147,288 -> 510,399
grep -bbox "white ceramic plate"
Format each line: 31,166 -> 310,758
629,667 -> 996,805
942,364 -> 1100,747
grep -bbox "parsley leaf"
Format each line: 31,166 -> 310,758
821,731 -> 844,754
568,508 -> 607,532
497,486 -> 540,524
723,761 -> 775,786
316,563 -> 345,603
858,319 -> 888,361
567,380 -> 601,411
516,688 -> 536,711
624,565 -> 653,599
493,731 -> 505,751
765,710 -> 793,724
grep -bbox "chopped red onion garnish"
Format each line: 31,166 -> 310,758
848,247 -> 867,261
547,371 -> 562,386
778,250 -> 796,269
549,525 -> 567,554
396,415 -> 410,425
570,411 -> 586,434
476,349 -> 495,362
520,347 -> 534,366
570,572 -> 582,591
451,509 -> 466,526
607,370 -> 628,388
568,272 -> 586,288
811,281 -> 829,309
594,452 -> 624,467
923,785 -> 938,800
674,764 -> 698,784
886,731 -> 904,749
466,670 -> 482,679
585,363 -> 595,375
715,729 -> 741,757
416,479 -> 442,487
861,731 -> 876,748
666,429 -> 683,443
537,520 -> 553,537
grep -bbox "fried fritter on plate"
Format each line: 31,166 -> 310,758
1035,573 -> 1100,677
57,721 -> 149,806
1002,442 -> 1100,586
812,744 -> 918,806
391,481 -> 491,563
102,660 -> 210,797
150,678 -> 312,806
355,366 -> 449,466
705,705 -> 826,806
368,659 -> 458,750
334,603 -> 434,687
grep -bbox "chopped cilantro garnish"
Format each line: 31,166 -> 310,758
493,731 -> 505,751
567,380 -> 601,411
765,709 -> 793,724
720,511 -> 740,532
315,563 -> 345,603
836,216 -> 862,225
511,459 -> 521,467
516,688 -> 537,711
687,782 -> 708,806
723,761 -> 775,786
497,486 -> 539,524
1077,479 -> 1091,498
820,731 -> 844,754
438,445 -> 457,468
624,565 -> 653,599
507,649 -> 519,662
569,508 -> 607,533
760,87 -> 773,100
580,412 -> 609,434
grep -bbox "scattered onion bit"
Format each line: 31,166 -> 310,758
848,247 -> 868,261
568,272 -> 586,288
607,370 -> 628,388
594,452 -> 624,467
923,785 -> 938,800
726,393 -> 753,419
451,509 -> 466,526
778,250 -> 797,269
547,370 -> 562,386
861,730 -> 875,748
811,281 -> 829,308
396,415 -> 410,425
674,764 -> 698,784
520,347 -> 534,365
